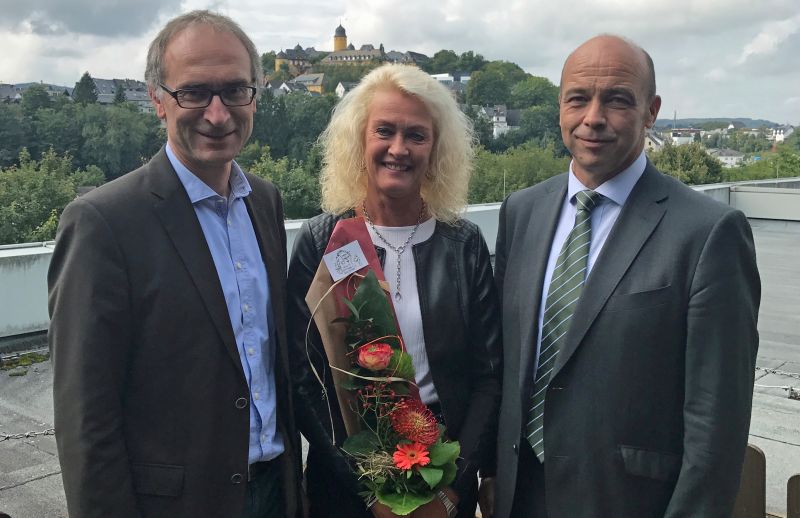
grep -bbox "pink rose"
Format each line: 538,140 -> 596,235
357,343 -> 393,371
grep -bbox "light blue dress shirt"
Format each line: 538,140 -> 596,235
534,150 -> 647,373
166,144 -> 284,465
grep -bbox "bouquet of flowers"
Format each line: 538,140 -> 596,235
335,270 -> 461,515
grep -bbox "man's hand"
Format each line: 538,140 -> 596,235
478,477 -> 495,518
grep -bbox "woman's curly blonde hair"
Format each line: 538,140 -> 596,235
319,64 -> 475,223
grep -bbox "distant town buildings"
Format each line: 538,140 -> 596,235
0,82 -> 72,102
671,128 -> 701,145
272,23 -> 430,92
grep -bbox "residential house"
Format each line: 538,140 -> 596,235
290,73 -> 325,94
707,148 -> 745,168
772,125 -> 794,143
335,81 -> 358,98
670,128 -> 700,145
645,131 -> 665,152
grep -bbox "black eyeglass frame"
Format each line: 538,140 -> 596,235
158,83 -> 257,109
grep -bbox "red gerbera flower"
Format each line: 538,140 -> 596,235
390,399 -> 440,445
393,442 -> 431,470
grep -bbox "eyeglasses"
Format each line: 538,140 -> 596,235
159,83 -> 257,108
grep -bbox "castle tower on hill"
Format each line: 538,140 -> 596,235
333,24 -> 347,52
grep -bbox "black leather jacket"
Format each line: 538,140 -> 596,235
287,212 -> 502,507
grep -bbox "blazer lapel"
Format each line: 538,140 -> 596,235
146,149 -> 244,375
552,162 -> 669,379
517,177 -> 567,393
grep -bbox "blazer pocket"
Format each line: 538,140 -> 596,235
604,285 -> 672,312
131,462 -> 184,497
619,445 -> 681,482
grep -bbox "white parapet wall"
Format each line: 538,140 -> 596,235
0,243 -> 54,339
1,178 -> 798,340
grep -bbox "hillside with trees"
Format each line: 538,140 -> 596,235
1,51 -> 798,245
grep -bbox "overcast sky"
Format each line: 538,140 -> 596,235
1,0 -> 798,124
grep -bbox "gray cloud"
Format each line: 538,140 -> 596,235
1,0 -> 183,37
0,0 -> 798,123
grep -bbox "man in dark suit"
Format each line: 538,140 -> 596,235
491,35 -> 760,517
48,10 -> 301,518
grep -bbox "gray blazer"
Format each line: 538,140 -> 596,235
48,148 -> 302,518
493,162 -> 760,517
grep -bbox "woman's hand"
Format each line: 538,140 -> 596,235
409,487 -> 459,518
371,501 -> 401,518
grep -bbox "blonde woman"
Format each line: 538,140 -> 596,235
287,64 -> 501,518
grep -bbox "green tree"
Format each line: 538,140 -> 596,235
0,104 -> 30,167
457,51 -> 486,72
261,51 -> 276,74
316,63 -> 377,93
249,144 -> 322,218
463,105 -> 492,147
424,50 -> 459,73
482,61 -> 528,85
21,84 -> 52,114
649,142 -> 723,185
510,76 -> 558,109
518,104 -> 562,147
73,72 -> 98,104
283,93 -> 336,161
0,148 -> 95,244
79,103 -> 161,179
466,69 -> 511,106
113,86 -> 127,104
469,143 -> 569,203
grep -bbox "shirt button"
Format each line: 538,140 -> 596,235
235,397 -> 248,409
261,434 -> 267,442
254,392 -> 260,400
243,303 -> 249,312
236,261 -> 242,269
231,473 -> 243,484
227,218 -> 232,225
247,347 -> 255,356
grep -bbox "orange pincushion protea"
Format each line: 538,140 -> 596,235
393,442 -> 431,470
390,399 -> 440,445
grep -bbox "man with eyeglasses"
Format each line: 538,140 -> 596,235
48,10 -> 302,518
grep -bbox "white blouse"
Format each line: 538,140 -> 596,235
366,218 -> 439,404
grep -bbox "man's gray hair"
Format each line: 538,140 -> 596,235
145,10 -> 262,96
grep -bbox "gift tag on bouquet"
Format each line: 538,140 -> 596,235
323,240 -> 369,282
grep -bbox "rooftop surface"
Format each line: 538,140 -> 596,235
1,219 -> 798,517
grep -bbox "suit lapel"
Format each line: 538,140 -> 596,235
552,162 -> 669,379
517,177 -> 567,392
146,149 -> 244,375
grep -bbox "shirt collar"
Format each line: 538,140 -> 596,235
166,142 -> 252,204
567,150 -> 646,207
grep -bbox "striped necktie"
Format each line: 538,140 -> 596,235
526,189 -> 603,461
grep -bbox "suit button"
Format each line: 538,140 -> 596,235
513,443 -> 518,454
235,397 -> 248,409
231,473 -> 243,484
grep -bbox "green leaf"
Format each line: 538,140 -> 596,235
387,351 -> 415,381
439,460 -> 458,488
417,466 -> 443,489
341,297 -> 360,320
349,271 -> 398,336
428,440 -> 460,466
342,430 -> 380,456
378,489 -> 435,515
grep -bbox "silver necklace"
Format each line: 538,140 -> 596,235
362,200 -> 426,303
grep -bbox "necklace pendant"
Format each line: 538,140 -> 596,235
394,291 -> 402,302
